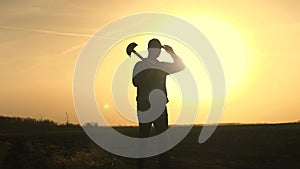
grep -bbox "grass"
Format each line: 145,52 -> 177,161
0,116 -> 299,169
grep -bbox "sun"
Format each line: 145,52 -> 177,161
103,103 -> 109,110
179,14 -> 254,97
95,15 -> 254,125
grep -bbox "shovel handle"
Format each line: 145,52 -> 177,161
133,50 -> 144,61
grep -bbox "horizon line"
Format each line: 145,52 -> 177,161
1,115 -> 299,127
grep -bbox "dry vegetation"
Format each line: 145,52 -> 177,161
0,116 -> 299,169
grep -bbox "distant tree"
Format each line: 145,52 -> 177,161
65,112 -> 70,126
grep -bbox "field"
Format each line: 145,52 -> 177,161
0,116 -> 299,169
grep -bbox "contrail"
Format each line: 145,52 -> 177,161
0,25 -> 130,40
0,25 -> 94,38
0,25 -> 123,73
59,43 -> 84,56
33,29 -> 94,38
12,42 -> 85,74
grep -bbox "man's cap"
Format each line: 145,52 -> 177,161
148,38 -> 163,49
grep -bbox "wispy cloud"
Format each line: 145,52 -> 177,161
59,43 -> 84,56
0,25 -> 124,41
0,25 -> 93,38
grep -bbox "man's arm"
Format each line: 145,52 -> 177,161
158,45 -> 185,74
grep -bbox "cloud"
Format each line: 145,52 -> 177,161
0,25 -> 93,38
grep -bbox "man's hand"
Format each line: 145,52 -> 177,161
162,45 -> 175,55
159,44 -> 185,73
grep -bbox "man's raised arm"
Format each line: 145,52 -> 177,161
159,45 -> 185,74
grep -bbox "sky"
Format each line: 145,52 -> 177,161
0,0 -> 299,125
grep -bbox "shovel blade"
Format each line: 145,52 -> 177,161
126,42 -> 138,56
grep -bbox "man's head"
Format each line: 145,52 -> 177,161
148,38 -> 163,59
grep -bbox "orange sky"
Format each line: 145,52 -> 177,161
0,0 -> 299,125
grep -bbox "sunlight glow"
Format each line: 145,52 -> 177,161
95,15 -> 256,125
181,14 -> 255,96
103,104 -> 109,110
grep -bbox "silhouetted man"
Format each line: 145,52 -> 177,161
132,39 -> 185,169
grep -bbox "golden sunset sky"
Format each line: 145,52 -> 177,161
0,0 -> 299,125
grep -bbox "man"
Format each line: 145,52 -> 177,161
132,38 -> 185,169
